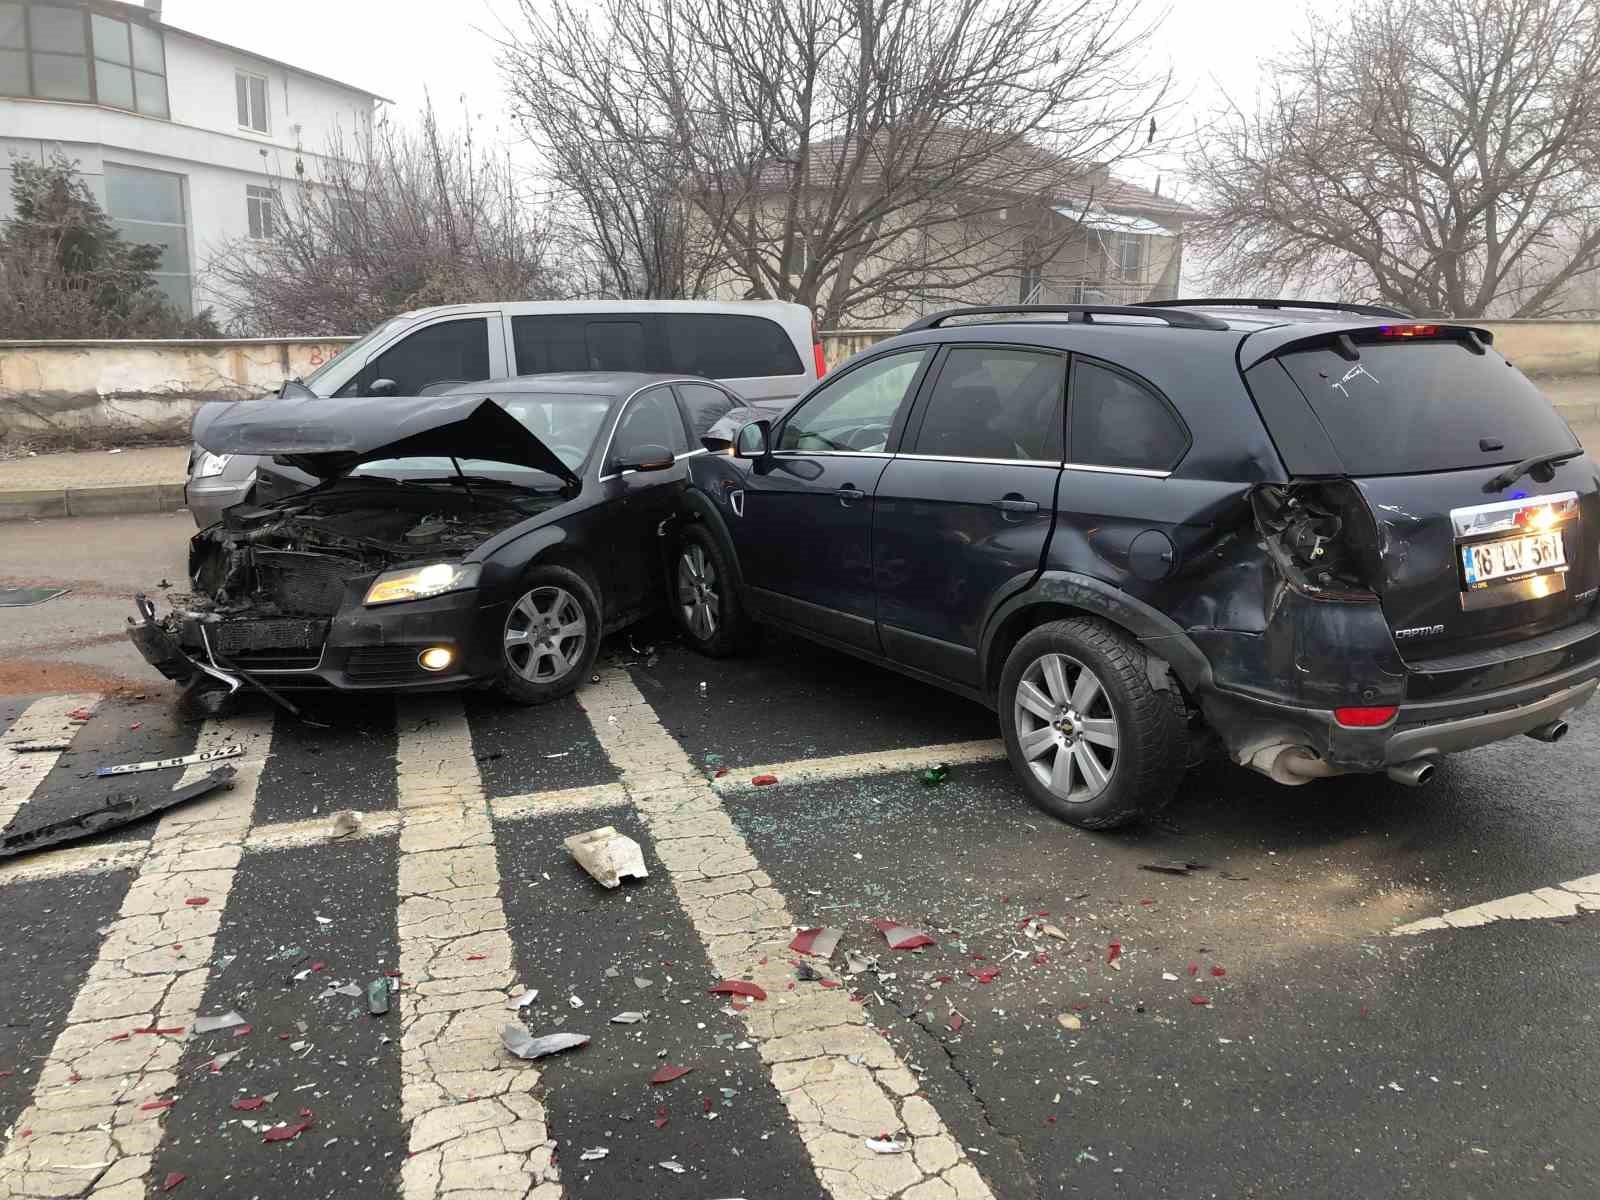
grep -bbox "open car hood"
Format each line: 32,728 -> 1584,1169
193,394 -> 582,487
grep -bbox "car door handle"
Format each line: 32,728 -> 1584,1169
991,497 -> 1039,513
836,486 -> 866,505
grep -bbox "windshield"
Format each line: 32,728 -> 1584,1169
302,313 -> 422,393
353,393 -> 613,485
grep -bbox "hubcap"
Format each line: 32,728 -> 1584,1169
677,544 -> 719,640
1013,652 -> 1118,803
503,586 -> 587,682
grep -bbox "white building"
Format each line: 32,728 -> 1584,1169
0,0 -> 384,319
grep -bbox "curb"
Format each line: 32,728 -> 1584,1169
0,483 -> 187,522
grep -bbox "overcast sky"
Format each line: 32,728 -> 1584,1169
159,0 -> 1336,202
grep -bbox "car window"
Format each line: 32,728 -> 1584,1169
911,347 -> 1064,461
659,313 -> 805,378
779,350 -> 927,452
512,315 -> 648,373
612,385 -> 689,465
1069,359 -> 1189,471
360,318 -> 490,396
675,382 -> 741,438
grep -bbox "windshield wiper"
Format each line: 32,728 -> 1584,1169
1483,448 -> 1584,493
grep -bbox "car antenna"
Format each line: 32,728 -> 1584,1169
450,456 -> 478,506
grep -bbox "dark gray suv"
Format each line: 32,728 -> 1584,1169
671,301 -> 1599,828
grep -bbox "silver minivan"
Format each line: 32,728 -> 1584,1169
186,299 -> 823,526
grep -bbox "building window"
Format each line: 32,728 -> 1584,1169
1117,232 -> 1146,280
1018,264 -> 1043,303
0,3 -> 166,114
236,70 -> 268,132
246,184 -> 278,239
105,162 -> 192,313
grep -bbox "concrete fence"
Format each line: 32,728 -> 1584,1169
3,318 -> 1599,439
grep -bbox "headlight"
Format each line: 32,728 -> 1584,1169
364,562 -> 480,606
194,451 -> 233,478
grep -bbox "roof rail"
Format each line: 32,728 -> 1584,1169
901,304 -> 1229,333
1142,297 -> 1413,320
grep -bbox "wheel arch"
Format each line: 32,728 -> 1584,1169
677,490 -> 748,593
485,528 -> 603,620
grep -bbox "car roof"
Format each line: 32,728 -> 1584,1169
444,372 -> 703,398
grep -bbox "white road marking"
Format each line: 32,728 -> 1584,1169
0,711 -> 273,1200
489,782 -> 629,821
1391,872 -> 1600,934
393,697 -> 562,1200
0,693 -> 100,834
579,670 -> 994,1200
714,738 -> 1006,793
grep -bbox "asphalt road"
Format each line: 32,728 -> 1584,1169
0,513 -> 1597,1199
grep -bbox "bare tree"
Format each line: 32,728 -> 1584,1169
205,101 -> 563,335
1187,0 -> 1600,318
501,0 -> 1170,327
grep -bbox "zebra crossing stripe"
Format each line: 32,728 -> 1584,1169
713,739 -> 1006,794
578,670 -> 994,1200
0,710 -> 273,1200
393,697 -> 563,1200
0,693 -> 101,835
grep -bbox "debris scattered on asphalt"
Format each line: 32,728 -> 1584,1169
507,989 -> 539,1010
789,927 -> 842,959
795,962 -> 820,982
192,1010 -> 248,1034
207,1050 -> 242,1072
865,1137 -> 906,1154
66,706 -> 93,721
500,1027 -> 590,1060
565,826 -> 649,888
94,745 -> 244,778
230,1097 -> 272,1111
10,742 -> 70,753
846,951 -> 871,973
751,773 -> 779,787
329,810 -> 361,839
872,920 -> 935,950
160,1171 -> 185,1192
1211,965 -> 1227,977
367,979 -> 393,1016
967,966 -> 1000,984
1107,941 -> 1122,965
262,1114 -> 315,1143
920,763 -> 950,786
184,897 -> 209,907
611,1011 -> 645,1024
569,995 -> 585,1009
708,980 -> 767,1001
1162,972 -> 1179,981
948,1011 -> 966,1032
325,983 -> 362,999
580,1147 -> 610,1161
1058,1013 -> 1083,1031
1139,860 -> 1209,876
0,766 -> 236,862
649,1064 -> 694,1085
658,1160 -> 687,1174
1190,995 -> 1212,1006
634,977 -> 654,990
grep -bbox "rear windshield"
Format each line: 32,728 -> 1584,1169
1273,340 -> 1577,475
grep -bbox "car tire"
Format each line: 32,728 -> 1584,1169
495,565 -> 602,705
998,617 -> 1186,829
672,522 -> 755,657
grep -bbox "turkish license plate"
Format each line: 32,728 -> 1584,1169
1460,532 -> 1567,588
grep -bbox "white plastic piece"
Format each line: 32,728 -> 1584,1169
564,826 -> 649,889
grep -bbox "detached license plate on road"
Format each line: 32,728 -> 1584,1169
1461,532 -> 1567,587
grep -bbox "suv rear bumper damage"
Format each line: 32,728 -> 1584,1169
1203,650 -> 1600,784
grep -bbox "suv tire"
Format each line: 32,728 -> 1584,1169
496,565 -> 602,705
673,523 -> 756,657
998,617 -> 1186,829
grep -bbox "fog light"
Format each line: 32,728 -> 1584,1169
418,646 -> 454,672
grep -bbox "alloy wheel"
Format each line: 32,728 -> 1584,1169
504,586 -> 587,682
1012,652 -> 1119,803
677,543 -> 719,640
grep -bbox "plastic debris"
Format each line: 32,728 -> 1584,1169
367,979 -> 393,1016
507,989 -> 539,1010
751,773 -> 779,787
230,1097 -> 270,1111
1162,972 -> 1179,982
818,978 -> 841,989
580,1147 -> 610,1161
192,1011 -> 248,1034
139,1098 -> 175,1111
871,920 -> 935,950
846,951 -> 871,973
569,995 -> 585,1010
650,1064 -> 693,1085
564,826 -> 649,889
1211,965 -> 1227,977
967,966 -> 1000,984
920,763 -> 951,786
865,1137 -> 906,1154
329,811 -> 361,839
635,976 -> 654,990
1188,963 -> 1199,976
789,927 -> 842,959
2,767 -> 236,863
948,1011 -> 965,1033
501,1027 -> 590,1060
1106,941 -> 1122,965
66,707 -> 93,721
1139,860 -> 1208,876
94,745 -> 243,778
262,1115 -> 314,1143
708,980 -> 767,1001
161,1171 -> 185,1192
183,897 -> 209,907
329,983 -> 362,999
1190,996 -> 1211,1006
208,1050 -> 242,1072
1057,1013 -> 1083,1031
611,1012 -> 645,1024
658,1161 -> 687,1174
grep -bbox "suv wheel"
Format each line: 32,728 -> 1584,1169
496,565 -> 601,704
999,617 -> 1185,829
673,523 -> 754,657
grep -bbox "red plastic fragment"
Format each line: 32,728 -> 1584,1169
1190,995 -> 1211,1006
654,1105 -> 669,1129
1045,1115 -> 1057,1124
106,1033 -> 130,1043
139,1098 -> 176,1111
231,1097 -> 269,1111
948,1011 -> 965,1033
818,979 -> 841,989
67,707 -> 92,721
714,767 -> 729,778
233,1026 -> 252,1039
708,980 -> 767,1001
1188,963 -> 1199,975
183,897 -> 209,907
752,774 -> 778,786
465,954 -> 486,962
789,927 -> 842,958
934,974 -> 955,985
19,1129 -> 31,1138
1140,899 -> 1155,906
161,1172 -> 185,1192
730,1001 -> 747,1012
1106,941 -> 1122,964
384,970 -> 402,977
1072,1002 -> 1089,1011
848,992 -> 865,1003
654,1117 -> 669,1129
134,1027 -> 184,1036
278,1033 -> 291,1040
262,1115 -> 314,1143
310,961 -> 326,972
702,1096 -> 713,1113
0,1070 -> 10,1077
1210,966 -> 1226,978
650,1064 -> 693,1085
967,967 -> 1000,984
871,919 -> 936,950
1359,1005 -> 1370,1018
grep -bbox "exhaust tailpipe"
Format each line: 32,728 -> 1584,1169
1526,720 -> 1569,743
1387,759 -> 1435,787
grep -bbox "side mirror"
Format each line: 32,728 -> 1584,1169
616,443 -> 675,473
366,378 -> 399,397
734,419 -> 773,459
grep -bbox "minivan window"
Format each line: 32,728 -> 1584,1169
912,347 -> 1064,461
355,318 -> 490,396
1274,340 -> 1577,476
780,350 -> 927,452
513,316 -> 646,373
1069,360 -> 1188,471
659,313 -> 804,378
675,382 -> 741,438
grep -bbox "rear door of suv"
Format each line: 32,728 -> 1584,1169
1243,325 -> 1599,686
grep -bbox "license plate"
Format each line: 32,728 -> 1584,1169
1460,532 -> 1567,587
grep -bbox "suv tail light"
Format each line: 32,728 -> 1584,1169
811,315 -> 827,378
1334,705 -> 1398,727
1250,480 -> 1382,598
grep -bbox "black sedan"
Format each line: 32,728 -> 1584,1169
128,373 -> 764,704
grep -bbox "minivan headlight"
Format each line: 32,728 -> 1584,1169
194,451 -> 233,478
364,562 -> 480,606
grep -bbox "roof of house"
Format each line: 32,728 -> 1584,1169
99,0 -> 394,104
